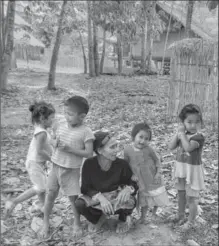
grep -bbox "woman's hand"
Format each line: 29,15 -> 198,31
98,194 -> 114,215
131,175 -> 138,182
116,186 -> 132,205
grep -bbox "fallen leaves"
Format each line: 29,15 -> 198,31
187,239 -> 200,246
1,220 -> 10,234
31,217 -> 43,233
1,71 -> 218,246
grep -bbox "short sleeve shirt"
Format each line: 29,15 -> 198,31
51,121 -> 94,169
176,132 -> 205,165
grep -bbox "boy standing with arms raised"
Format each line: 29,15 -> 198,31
42,96 -> 94,238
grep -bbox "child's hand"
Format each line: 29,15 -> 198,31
49,138 -> 58,148
131,175 -> 138,182
153,173 -> 161,184
56,136 -> 66,150
177,124 -> 186,133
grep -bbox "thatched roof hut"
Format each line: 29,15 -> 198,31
166,37 -> 218,128
168,38 -> 218,62
157,1 -> 217,40
14,30 -> 45,48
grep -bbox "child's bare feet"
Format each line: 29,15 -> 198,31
73,222 -> 83,238
40,222 -> 50,239
4,200 -> 16,219
88,214 -> 106,232
139,216 -> 150,225
30,201 -> 44,213
166,214 -> 187,225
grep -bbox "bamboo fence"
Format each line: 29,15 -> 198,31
167,38 -> 218,128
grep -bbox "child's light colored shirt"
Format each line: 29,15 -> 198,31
51,121 -> 94,169
26,125 -> 52,165
124,144 -> 162,193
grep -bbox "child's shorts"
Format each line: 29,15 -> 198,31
26,160 -> 47,193
47,163 -> 80,196
175,178 -> 199,197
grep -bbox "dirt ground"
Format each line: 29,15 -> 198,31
1,69 -> 218,246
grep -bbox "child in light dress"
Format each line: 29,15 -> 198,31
5,101 -> 55,217
124,123 -> 169,223
168,104 -> 205,231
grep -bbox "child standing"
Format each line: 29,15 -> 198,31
124,123 -> 169,223
5,101 -> 55,217
42,96 -> 94,238
168,104 -> 205,230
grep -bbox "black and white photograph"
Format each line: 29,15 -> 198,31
0,1 -> 218,245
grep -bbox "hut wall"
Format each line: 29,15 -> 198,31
15,44 -> 43,61
167,41 -> 218,128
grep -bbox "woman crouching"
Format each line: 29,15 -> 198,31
75,131 -> 138,233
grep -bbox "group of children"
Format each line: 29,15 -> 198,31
4,95 -> 205,237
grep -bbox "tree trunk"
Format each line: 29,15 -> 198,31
93,18 -> 99,76
117,32 -> 122,75
47,0 -> 67,90
78,30 -> 87,74
100,26 -> 106,74
145,1 -> 156,72
161,1 -> 174,75
0,0 -> 15,91
141,1 -> 147,71
10,47 -> 17,69
185,0 -> 194,38
87,1 -> 95,77
0,1 -> 4,55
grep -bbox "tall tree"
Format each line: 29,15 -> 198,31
140,1 -> 147,71
92,1 -> 99,76
0,0 -> 16,90
117,31 -> 123,75
185,0 -> 195,38
78,30 -> 87,74
87,1 -> 95,77
48,0 -> 67,90
100,23 -> 106,74
145,1 -> 156,72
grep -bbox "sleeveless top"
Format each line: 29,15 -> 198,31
124,145 -> 163,193
26,125 -> 52,165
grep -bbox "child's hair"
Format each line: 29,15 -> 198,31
64,96 -> 89,115
179,104 -> 203,123
29,101 -> 55,124
131,122 -> 152,141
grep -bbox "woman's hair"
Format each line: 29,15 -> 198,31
64,96 -> 89,115
178,104 -> 203,123
29,101 -> 55,124
131,122 -> 152,141
93,131 -> 110,154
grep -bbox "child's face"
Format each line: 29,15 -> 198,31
133,130 -> 149,149
64,105 -> 84,127
43,113 -> 55,128
183,113 -> 201,133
